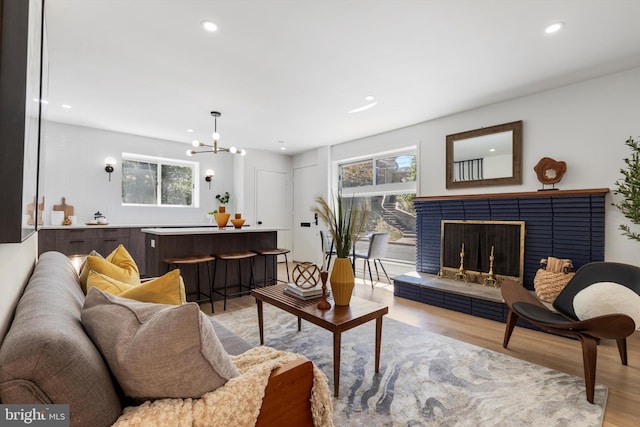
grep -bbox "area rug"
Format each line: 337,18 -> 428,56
213,305 -> 607,426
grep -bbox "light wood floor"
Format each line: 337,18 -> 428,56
203,261 -> 640,426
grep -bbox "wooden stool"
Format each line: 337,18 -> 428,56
253,248 -> 291,287
212,251 -> 256,311
163,255 -> 215,312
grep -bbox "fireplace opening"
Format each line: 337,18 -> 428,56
440,220 -> 525,285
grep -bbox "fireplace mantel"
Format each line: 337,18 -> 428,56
414,188 -> 609,202
396,187 -> 608,323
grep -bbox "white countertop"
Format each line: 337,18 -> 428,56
141,226 -> 280,235
41,223 -> 233,230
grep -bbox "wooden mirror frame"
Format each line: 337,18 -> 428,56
446,120 -> 523,189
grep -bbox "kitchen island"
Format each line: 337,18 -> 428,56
142,227 -> 280,304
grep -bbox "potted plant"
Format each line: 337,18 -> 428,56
216,191 -> 230,213
312,193 -> 367,305
614,136 -> 640,241
207,209 -> 218,225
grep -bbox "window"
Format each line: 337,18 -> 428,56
121,153 -> 199,207
340,151 -> 416,194
338,150 -> 417,263
341,160 -> 373,188
344,193 -> 416,263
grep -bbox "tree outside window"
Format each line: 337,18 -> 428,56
341,160 -> 373,187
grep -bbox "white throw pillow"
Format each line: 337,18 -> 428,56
81,288 -> 240,399
573,282 -> 640,330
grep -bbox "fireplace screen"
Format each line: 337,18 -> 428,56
440,220 -> 525,285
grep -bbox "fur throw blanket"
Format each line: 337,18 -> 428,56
112,346 -> 334,427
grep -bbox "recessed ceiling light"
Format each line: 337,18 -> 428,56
489,148 -> 495,152
61,104 -> 72,109
280,147 -> 286,151
365,95 -> 375,101
348,102 -> 378,114
201,20 -> 218,32
545,22 -> 565,34
186,129 -> 194,133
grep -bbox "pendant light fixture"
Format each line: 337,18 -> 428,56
186,111 -> 247,156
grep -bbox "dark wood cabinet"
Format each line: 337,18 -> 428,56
38,227 -> 146,276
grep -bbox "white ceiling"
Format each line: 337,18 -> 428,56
44,0 -> 640,155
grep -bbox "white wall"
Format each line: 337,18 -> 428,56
44,122 -> 239,225
43,122 -> 294,247
43,67 -> 640,265
0,235 -> 37,346
299,66 -> 640,265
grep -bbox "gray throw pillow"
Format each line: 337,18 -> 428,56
81,288 -> 239,399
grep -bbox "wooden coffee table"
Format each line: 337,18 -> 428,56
252,283 -> 389,397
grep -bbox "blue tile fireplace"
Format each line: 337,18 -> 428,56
394,188 -> 609,323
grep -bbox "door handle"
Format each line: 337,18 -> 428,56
314,213 -> 318,225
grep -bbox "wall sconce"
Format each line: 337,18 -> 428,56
205,169 -> 215,189
104,157 -> 116,182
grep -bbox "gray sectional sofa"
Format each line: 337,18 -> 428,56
0,251 -> 315,426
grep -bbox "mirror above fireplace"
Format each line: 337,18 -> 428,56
446,120 -> 523,189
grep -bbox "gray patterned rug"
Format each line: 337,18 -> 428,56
213,305 -> 606,426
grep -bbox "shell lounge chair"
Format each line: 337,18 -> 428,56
501,262 -> 640,403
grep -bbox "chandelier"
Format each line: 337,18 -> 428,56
186,111 -> 246,156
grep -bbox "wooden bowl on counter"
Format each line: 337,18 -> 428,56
230,218 -> 245,229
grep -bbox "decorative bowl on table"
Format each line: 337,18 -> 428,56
231,218 -> 245,229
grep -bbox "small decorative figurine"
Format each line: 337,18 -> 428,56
317,270 -> 331,310
534,157 -> 566,190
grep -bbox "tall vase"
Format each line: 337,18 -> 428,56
330,257 -> 355,306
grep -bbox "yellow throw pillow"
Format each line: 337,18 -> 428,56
78,250 -> 104,292
79,245 -> 140,293
106,245 -> 139,276
87,269 -> 186,305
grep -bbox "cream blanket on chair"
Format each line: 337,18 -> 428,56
112,346 -> 334,427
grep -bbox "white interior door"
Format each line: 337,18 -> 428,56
293,165 -> 321,263
256,169 -> 289,248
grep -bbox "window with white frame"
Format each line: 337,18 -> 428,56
340,151 -> 416,195
121,153 -> 199,207
338,150 -> 417,263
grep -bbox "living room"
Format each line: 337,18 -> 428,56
2,1 -> 640,425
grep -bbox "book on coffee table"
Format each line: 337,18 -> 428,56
283,282 -> 328,300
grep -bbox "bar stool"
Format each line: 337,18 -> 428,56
211,251 -> 256,311
163,255 -> 215,312
253,248 -> 291,287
